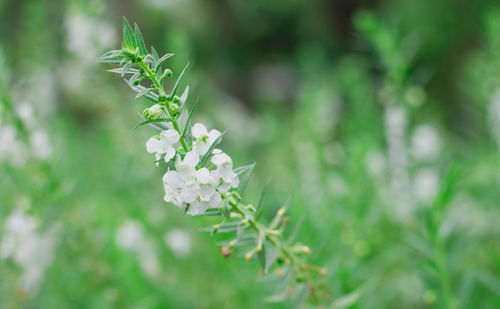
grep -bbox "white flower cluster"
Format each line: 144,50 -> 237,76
0,209 -> 57,294
146,123 -> 239,215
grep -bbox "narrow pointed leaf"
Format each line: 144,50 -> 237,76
122,17 -> 137,51
198,130 -> 227,168
151,46 -> 159,62
255,180 -> 270,219
170,62 -> 189,98
134,23 -> 148,56
236,163 -> 256,195
135,87 -> 154,99
256,243 -> 267,270
108,67 -> 139,75
134,118 -> 171,129
181,98 -> 198,137
155,53 -> 174,71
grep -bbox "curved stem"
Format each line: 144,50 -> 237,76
139,62 -> 189,152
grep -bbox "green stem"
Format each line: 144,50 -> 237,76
139,62 -> 189,152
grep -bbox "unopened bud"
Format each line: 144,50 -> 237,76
303,246 -> 311,254
172,95 -> 181,103
169,102 -> 180,116
164,69 -> 173,77
143,104 -> 163,120
220,246 -> 233,258
245,252 -> 253,262
319,268 -> 327,277
277,207 -> 286,217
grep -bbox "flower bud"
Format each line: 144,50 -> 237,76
220,246 -> 233,258
169,102 -> 180,116
143,104 -> 163,120
319,268 -> 327,277
164,69 -> 173,77
245,252 -> 253,262
172,96 -> 181,103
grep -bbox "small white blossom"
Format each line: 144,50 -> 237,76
211,152 -> 239,192
187,192 -> 222,216
191,123 -> 221,156
146,129 -> 179,163
175,151 -> 199,184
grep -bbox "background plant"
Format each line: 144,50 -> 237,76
1,0 -> 500,308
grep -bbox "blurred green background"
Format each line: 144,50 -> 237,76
1,0 -> 500,308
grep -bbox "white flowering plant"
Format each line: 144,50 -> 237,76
99,18 -> 329,304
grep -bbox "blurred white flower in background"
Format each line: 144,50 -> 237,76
65,12 -> 115,62
365,150 -> 387,178
30,130 -> 52,159
488,90 -> 500,149
413,168 -> 440,204
115,220 -> 160,278
0,124 -> 28,166
0,209 -> 57,295
411,125 -> 441,161
384,105 -> 413,220
164,229 -> 192,258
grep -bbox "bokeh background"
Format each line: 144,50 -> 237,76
1,0 -> 500,308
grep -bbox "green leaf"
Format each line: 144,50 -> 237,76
107,67 -> 139,75
330,289 -> 362,309
181,98 -> 198,137
256,243 -> 267,270
198,209 -> 222,216
170,62 -> 189,98
134,118 -> 171,129
255,180 -> 270,219
221,199 -> 231,219
135,87 -> 155,99
236,163 -> 256,195
131,85 -> 159,102
151,46 -> 159,62
264,245 -> 278,273
134,23 -> 147,56
198,130 -> 227,168
287,215 -> 305,245
122,17 -> 137,51
98,50 -> 123,63
155,53 -> 174,71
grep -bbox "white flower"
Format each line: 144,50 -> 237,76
162,170 -> 185,208
187,192 -> 222,216
146,129 -> 179,163
175,151 -> 199,184
211,152 -> 239,192
191,123 -> 221,156
196,168 -> 217,201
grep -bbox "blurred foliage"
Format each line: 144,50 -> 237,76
1,0 -> 500,308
